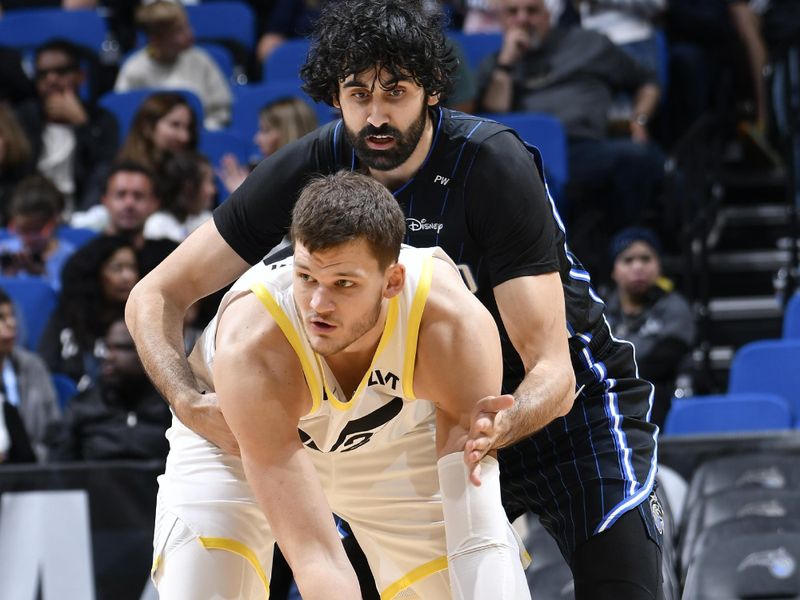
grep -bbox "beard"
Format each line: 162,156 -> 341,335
344,101 -> 429,171
306,296 -> 385,356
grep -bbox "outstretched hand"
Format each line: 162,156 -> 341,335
464,394 -> 514,486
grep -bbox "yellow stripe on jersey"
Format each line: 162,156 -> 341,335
380,555 -> 449,600
198,536 -> 270,598
327,295 -> 400,411
250,282 -> 322,416
402,254 -> 434,400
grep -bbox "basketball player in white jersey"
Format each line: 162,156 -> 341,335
151,171 -> 531,599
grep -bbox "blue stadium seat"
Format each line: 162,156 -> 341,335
447,32 -> 502,70
728,339 -> 800,421
98,88 -> 204,142
262,39 -> 310,84
479,112 -> 569,208
0,276 -> 58,351
56,225 -> 98,249
51,373 -> 79,411
197,42 -> 236,84
663,393 -> 793,436
682,530 -> 800,599
783,292 -> 800,339
230,82 -> 337,159
0,8 -> 106,53
199,129 -> 250,202
185,1 -> 256,50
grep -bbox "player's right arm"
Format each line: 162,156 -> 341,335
213,292 -> 362,600
125,219 -> 249,454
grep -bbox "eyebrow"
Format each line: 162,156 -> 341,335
294,262 -> 364,278
342,76 -> 410,89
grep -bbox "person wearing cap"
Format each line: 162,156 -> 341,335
605,227 -> 696,428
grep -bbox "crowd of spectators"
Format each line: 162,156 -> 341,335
0,0 -> 795,473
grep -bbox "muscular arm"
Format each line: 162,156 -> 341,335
414,258 -> 508,460
213,294 -> 361,600
414,259 -> 530,600
125,219 -> 249,452
492,272 -> 575,448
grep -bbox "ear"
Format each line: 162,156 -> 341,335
427,94 -> 440,107
332,95 -> 341,109
383,263 -> 405,299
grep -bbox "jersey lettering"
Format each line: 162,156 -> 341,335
368,369 -> 400,390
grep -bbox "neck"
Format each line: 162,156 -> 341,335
368,109 -> 435,190
324,301 -> 389,385
619,290 -> 645,315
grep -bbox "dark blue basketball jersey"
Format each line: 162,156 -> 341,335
214,107 -> 659,556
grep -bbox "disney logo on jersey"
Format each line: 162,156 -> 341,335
406,217 -> 444,234
299,397 -> 404,453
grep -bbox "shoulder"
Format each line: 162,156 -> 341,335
420,253 -> 493,335
215,290 -> 292,361
439,110 -> 531,167
12,347 -> 49,372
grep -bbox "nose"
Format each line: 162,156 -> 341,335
309,286 -> 334,314
366,98 -> 390,129
176,127 -> 190,144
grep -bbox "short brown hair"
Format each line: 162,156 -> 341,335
290,171 -> 405,268
136,0 -> 187,36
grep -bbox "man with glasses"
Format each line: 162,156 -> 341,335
15,39 -> 118,214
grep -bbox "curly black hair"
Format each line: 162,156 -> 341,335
300,0 -> 458,106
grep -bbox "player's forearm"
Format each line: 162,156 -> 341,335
244,453 -> 362,600
125,282 -> 201,419
496,359 -> 575,448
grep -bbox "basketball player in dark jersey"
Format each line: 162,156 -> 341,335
126,1 -> 663,597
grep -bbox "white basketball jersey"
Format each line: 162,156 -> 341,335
199,245 -> 452,454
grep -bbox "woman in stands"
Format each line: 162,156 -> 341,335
38,235 -> 139,392
218,96 -> 317,193
117,91 -> 199,177
143,150 -> 215,243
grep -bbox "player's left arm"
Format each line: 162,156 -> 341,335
414,258 -> 511,473
464,135 -> 576,456
489,272 -> 576,450
415,258 -> 532,600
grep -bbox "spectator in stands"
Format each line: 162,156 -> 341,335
116,91 -> 198,189
115,1 -> 232,130
38,235 -> 139,391
15,39 -> 119,214
604,227 -> 695,428
476,0 -> 665,235
0,175 -> 77,291
47,318 -> 171,462
144,151 -> 215,243
70,162 -> 178,275
0,105 -> 34,223
218,96 -> 318,193
0,287 -> 59,462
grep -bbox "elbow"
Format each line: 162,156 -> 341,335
124,280 -> 145,332
556,365 -> 576,418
